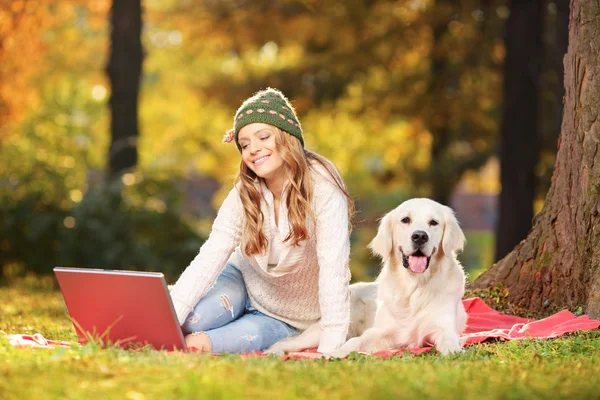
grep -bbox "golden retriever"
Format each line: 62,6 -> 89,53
265,281 -> 378,355
267,198 -> 467,357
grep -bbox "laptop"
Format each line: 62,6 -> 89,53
54,267 -> 188,352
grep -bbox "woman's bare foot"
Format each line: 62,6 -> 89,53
185,333 -> 212,352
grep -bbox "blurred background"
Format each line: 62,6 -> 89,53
0,0 -> 568,285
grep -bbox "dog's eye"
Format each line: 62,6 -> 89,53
429,220 -> 439,226
401,217 -> 411,224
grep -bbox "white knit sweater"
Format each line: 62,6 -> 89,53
169,166 -> 351,353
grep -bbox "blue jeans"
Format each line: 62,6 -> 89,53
181,263 -> 298,353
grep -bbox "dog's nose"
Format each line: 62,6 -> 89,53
411,230 -> 429,246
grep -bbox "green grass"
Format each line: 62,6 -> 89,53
2,277 -> 600,400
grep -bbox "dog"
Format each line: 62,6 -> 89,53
265,281 -> 378,355
267,198 -> 467,357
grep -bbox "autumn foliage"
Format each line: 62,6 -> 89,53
0,0 -> 563,281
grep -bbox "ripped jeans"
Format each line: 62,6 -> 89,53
181,263 -> 298,353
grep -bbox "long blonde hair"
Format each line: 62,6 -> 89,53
236,127 -> 354,256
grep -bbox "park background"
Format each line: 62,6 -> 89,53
4,2 -> 600,399
0,0 -> 567,286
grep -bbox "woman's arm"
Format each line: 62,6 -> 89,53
314,178 -> 351,353
169,187 -> 243,325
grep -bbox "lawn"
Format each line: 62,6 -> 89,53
2,277 -> 600,400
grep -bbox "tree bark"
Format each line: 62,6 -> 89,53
536,0 -> 571,201
553,0 -> 570,140
427,0 -> 455,207
473,0 -> 600,319
106,0 -> 143,179
495,0 -> 544,261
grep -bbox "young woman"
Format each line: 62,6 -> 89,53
169,88 -> 354,354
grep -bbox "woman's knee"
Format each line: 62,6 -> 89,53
185,333 -> 212,352
182,291 -> 246,333
181,265 -> 247,333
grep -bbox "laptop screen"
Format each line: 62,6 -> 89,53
54,267 -> 187,352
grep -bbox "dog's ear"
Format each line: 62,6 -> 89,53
369,213 -> 394,260
441,205 -> 466,256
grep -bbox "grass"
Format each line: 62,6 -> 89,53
2,277 -> 600,400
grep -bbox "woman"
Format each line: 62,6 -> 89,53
169,88 -> 354,354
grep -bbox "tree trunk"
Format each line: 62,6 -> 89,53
536,0 -> 571,201
495,0 -> 544,261
430,128 -> 453,206
473,0 -> 600,319
427,1 -> 454,206
106,0 -> 143,179
553,0 -> 570,140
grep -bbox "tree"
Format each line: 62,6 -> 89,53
537,0 -> 570,203
106,0 -> 143,179
0,0 -> 54,139
473,0 -> 600,318
494,0 -> 544,261
550,0 -> 570,144
421,0 -> 502,205
161,0 -> 505,205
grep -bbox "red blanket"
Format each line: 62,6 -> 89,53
278,297 -> 600,359
461,297 -> 600,343
7,298 -> 600,357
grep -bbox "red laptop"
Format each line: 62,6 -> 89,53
54,267 -> 188,352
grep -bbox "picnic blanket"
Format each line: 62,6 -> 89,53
7,333 -> 73,349
277,297 -> 600,359
7,297 -> 600,357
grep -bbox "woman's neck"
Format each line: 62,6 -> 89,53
265,175 -> 285,200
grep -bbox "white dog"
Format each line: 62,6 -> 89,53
332,198 -> 468,357
266,281 -> 379,355
267,198 -> 467,357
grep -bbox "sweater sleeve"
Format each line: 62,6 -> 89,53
169,187 -> 243,325
314,178 -> 351,353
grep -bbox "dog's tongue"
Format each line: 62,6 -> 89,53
408,256 -> 428,273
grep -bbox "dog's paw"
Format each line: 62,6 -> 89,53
435,338 -> 463,356
265,339 -> 299,355
324,336 -> 364,359
438,346 -> 464,356
324,343 -> 360,359
322,349 -> 351,359
263,348 -> 286,357
264,345 -> 287,356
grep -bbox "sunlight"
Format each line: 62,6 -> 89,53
121,173 -> 136,186
69,189 -> 83,203
91,85 -> 107,102
63,216 -> 76,229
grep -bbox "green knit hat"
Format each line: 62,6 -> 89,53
233,88 -> 304,151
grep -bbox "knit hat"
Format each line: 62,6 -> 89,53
231,88 -> 304,151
